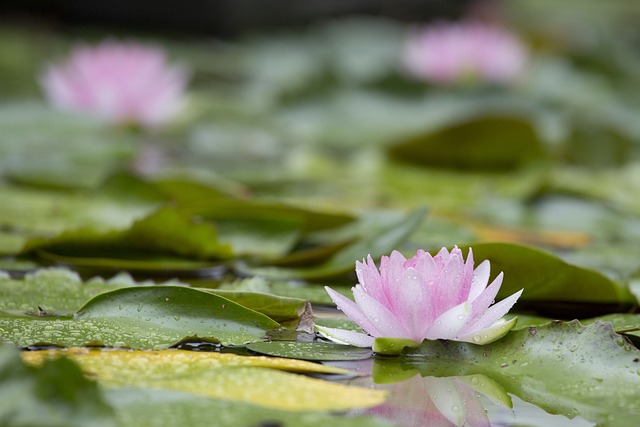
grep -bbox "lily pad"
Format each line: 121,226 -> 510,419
458,243 -> 632,308
0,345 -> 116,427
238,207 -> 427,282
403,320 -> 640,426
22,206 -> 232,262
247,341 -> 373,361
388,115 -> 546,171
0,286 -> 281,349
23,348 -> 386,412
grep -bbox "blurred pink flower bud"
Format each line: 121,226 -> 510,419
40,40 -> 189,128
401,21 -> 527,86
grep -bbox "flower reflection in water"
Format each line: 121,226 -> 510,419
369,373 -> 511,427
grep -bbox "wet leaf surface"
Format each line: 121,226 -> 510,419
402,321 -> 640,426
23,348 -> 386,412
1,286 -> 281,349
0,345 -> 116,427
247,342 -> 373,361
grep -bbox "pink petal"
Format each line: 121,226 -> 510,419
423,301 -> 470,340
393,266 -> 430,339
469,260 -> 491,302
379,250 -> 408,312
355,255 -> 386,303
463,289 -> 523,335
436,248 -> 465,309
458,272 -> 503,337
325,286 -> 381,336
353,286 -> 413,339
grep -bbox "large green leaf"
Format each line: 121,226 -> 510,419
19,207 -> 232,275
458,243 -> 632,308
0,286 -> 280,349
0,269 -> 307,325
402,321 -> 640,426
0,345 -> 116,427
24,348 -> 386,412
0,269 -> 141,315
0,103 -> 136,189
204,289 -> 307,323
387,115 -> 546,171
22,206 -> 232,261
247,342 -> 373,361
0,184 -> 153,256
238,207 -> 426,282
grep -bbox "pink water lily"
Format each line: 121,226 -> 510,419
401,21 -> 527,86
40,40 -> 189,128
321,247 -> 522,347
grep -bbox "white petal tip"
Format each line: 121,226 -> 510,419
315,325 -> 374,348
459,316 -> 518,345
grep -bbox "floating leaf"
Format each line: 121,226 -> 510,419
0,345 -> 116,427
0,286 -> 280,349
403,320 -> 640,426
0,183 -> 152,256
204,289 -> 307,323
457,243 -> 632,312
23,348 -> 386,412
238,207 -> 426,282
388,115 -> 546,171
22,206 -> 232,261
247,341 -> 373,361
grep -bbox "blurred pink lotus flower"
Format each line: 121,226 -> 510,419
401,21 -> 527,85
321,247 -> 522,347
40,40 -> 189,128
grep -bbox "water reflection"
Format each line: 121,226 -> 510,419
368,372 -> 510,427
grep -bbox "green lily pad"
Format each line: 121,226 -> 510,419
22,206 -> 232,261
0,183 -> 153,256
238,207 -> 426,282
388,115 -> 546,171
0,286 -> 280,349
458,243 -> 631,307
24,348 -> 386,411
211,276 -> 353,305
247,341 -> 373,361
203,289 -> 307,323
0,345 -> 116,427
403,320 -> 640,426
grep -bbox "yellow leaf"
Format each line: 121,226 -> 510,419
23,348 -> 386,412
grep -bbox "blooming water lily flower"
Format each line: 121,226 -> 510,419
401,21 -> 527,86
319,247 -> 523,348
40,40 -> 189,128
